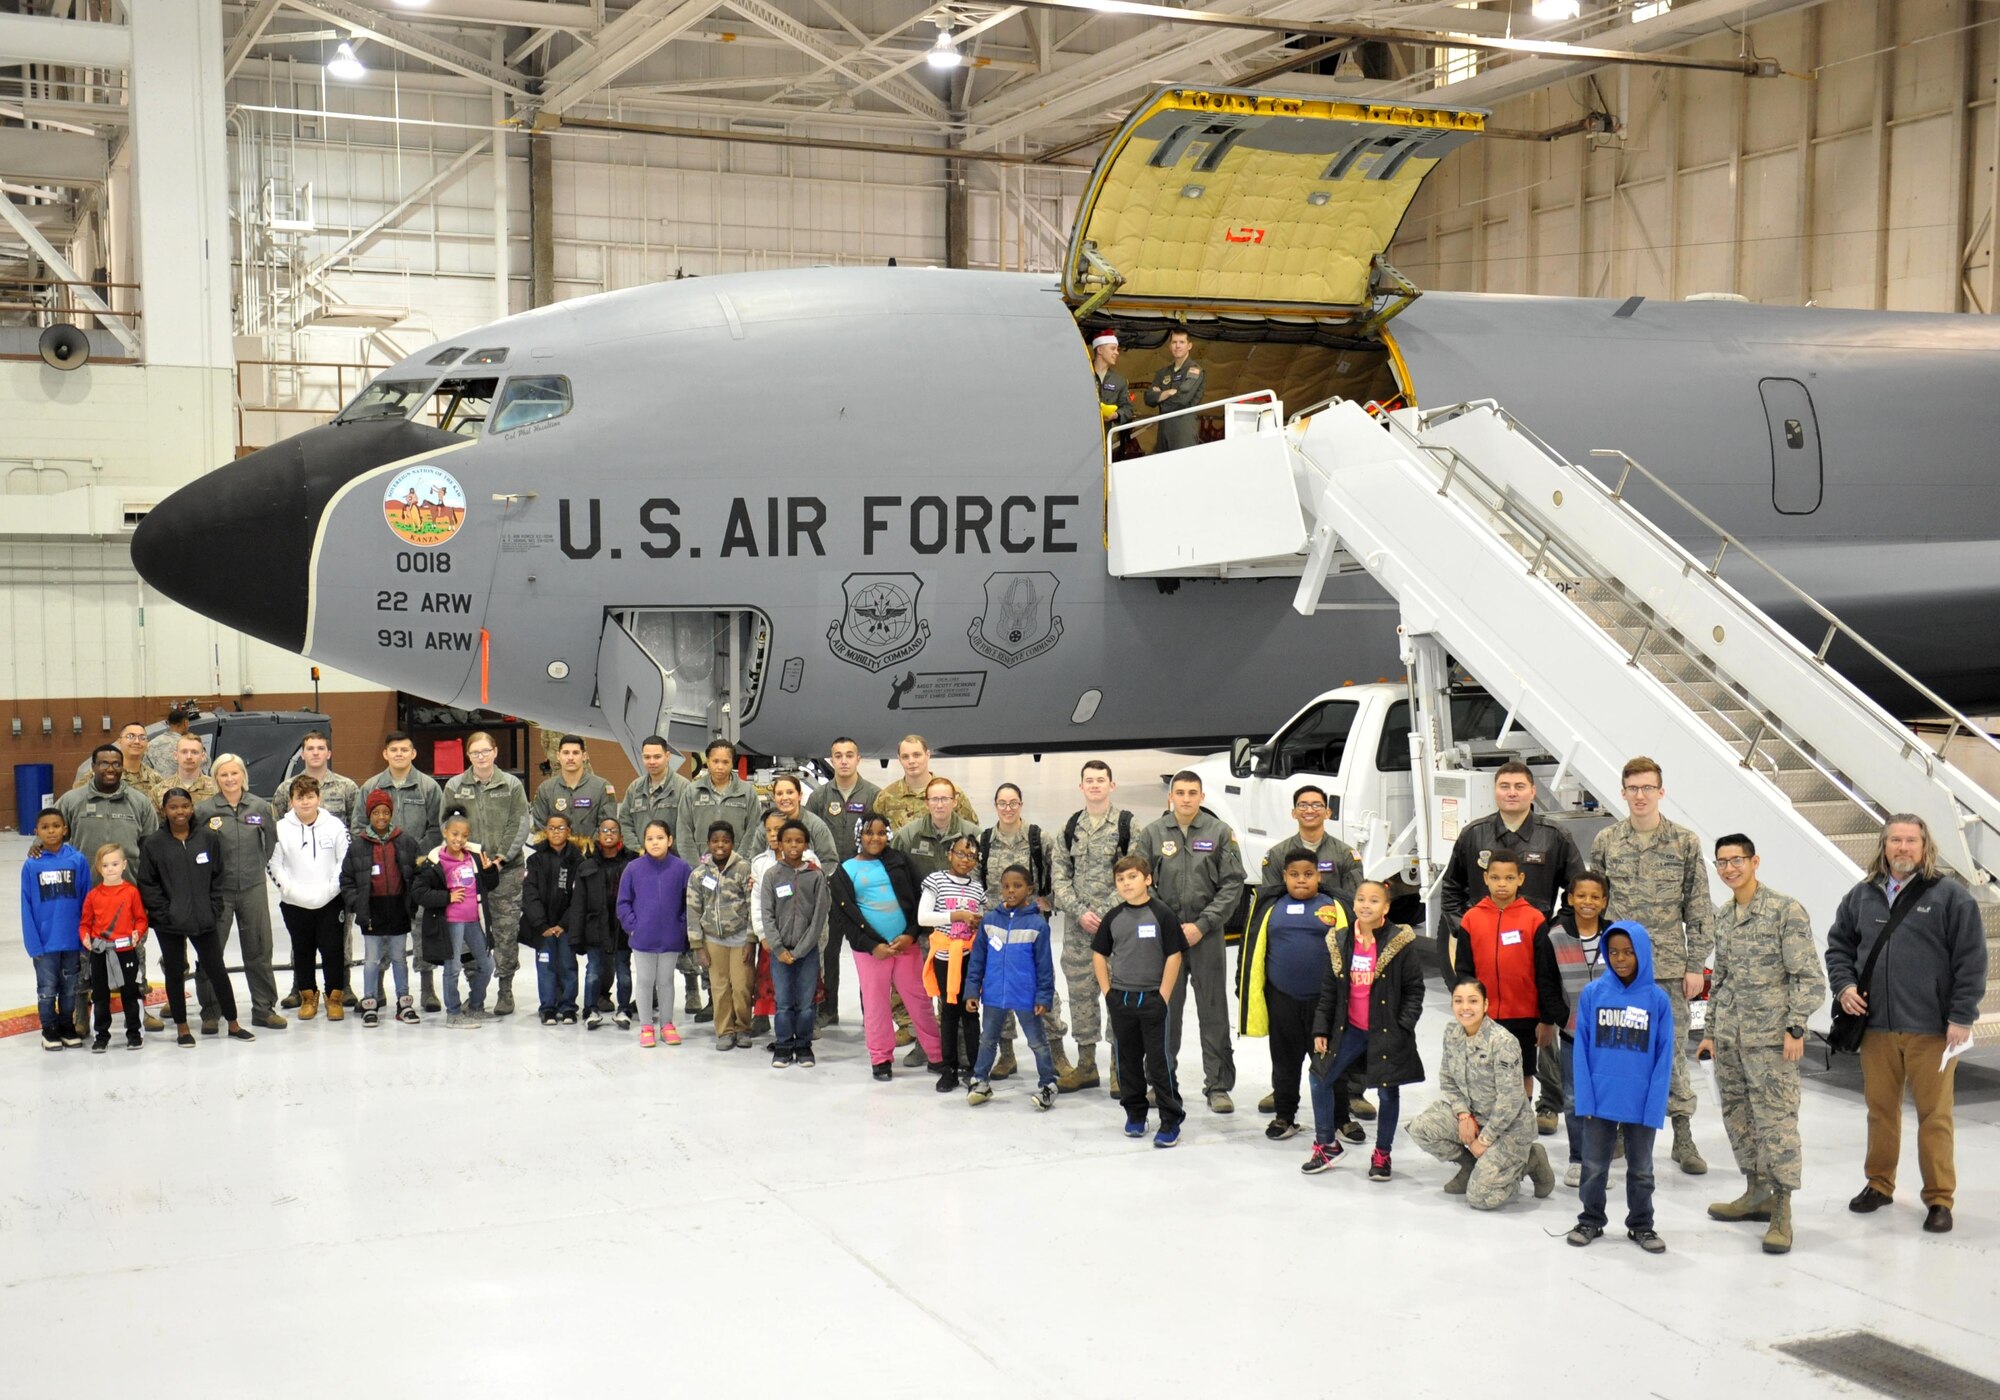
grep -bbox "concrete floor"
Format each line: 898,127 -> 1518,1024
4,751 -> 1998,1399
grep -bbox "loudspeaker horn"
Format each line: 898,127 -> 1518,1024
38,324 -> 90,370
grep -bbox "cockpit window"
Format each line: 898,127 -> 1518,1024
426,376 -> 499,438
427,346 -> 465,366
464,347 -> 508,366
334,378 -> 434,424
490,375 -> 573,434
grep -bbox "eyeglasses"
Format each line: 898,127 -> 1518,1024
1713,856 -> 1750,870
1622,784 -> 1661,796
995,799 -> 1022,809
1294,801 -> 1328,812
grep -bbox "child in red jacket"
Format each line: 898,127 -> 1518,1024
79,843 -> 149,1052
1452,851 -> 1567,1102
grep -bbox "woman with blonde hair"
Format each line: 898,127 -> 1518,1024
194,753 -> 283,1033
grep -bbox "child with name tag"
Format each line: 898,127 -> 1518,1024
758,820 -> 830,1067
22,808 -> 89,1051
80,842 -> 149,1051
1236,851 -> 1347,1148
1452,851 -> 1567,1102
688,820 -> 756,1049
919,834 -> 986,1092
619,820 -> 695,1047
342,789 -> 420,1025
1092,854 -> 1188,1147
963,865 -> 1059,1109
413,809 -> 499,1028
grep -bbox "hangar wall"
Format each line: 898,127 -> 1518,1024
1391,0 -> 1998,313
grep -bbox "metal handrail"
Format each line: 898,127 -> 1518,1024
1369,409 -> 1892,824
1105,388 -> 1275,457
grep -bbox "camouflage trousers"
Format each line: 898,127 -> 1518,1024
676,950 -> 710,1009
1660,981 -> 1697,1119
1712,1036 -> 1803,1190
483,864 -> 525,981
1409,1100 -> 1535,1210
1056,913 -> 1099,1047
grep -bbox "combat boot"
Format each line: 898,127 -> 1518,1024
494,978 -> 515,1017
1526,1143 -> 1556,1198
1444,1151 -> 1474,1195
1057,1044 -> 1100,1094
1670,1115 -> 1708,1175
1707,1176 -> 1774,1223
420,968 -> 441,1014
1762,1189 -> 1794,1254
991,1044 -> 1017,1081
1107,1057 -> 1120,1098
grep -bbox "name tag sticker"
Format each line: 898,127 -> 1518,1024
1500,929 -> 1522,946
1192,839 -> 1216,852
455,867 -> 474,886
195,852 -> 209,865
702,875 -> 718,890
1137,922 -> 1158,939
1286,903 -> 1305,914
776,884 -> 793,897
372,863 -> 381,876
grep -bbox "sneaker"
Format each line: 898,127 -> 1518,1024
640,1025 -> 657,1048
615,1011 -> 632,1030
60,1032 -> 83,1049
176,1030 -> 196,1048
1565,1163 -> 1582,1189
1124,1119 -> 1147,1138
734,1032 -> 757,1050
559,1011 -> 578,1026
903,1042 -> 927,1067
662,1023 -> 682,1046
1369,1149 -> 1393,1181
252,1011 -> 289,1030
965,1080 -> 993,1105
540,1011 -> 558,1026
363,1010 -> 380,1027
935,1069 -> 960,1093
227,1027 -> 256,1042
40,1034 -> 61,1052
1264,1117 -> 1300,1142
716,1034 -> 735,1052
1628,1228 -> 1667,1254
1301,1141 -> 1344,1175
445,1013 -> 482,1030
200,1019 -> 220,1038
1339,1120 -> 1367,1145
1032,1084 -> 1056,1111
397,1005 -> 421,1025
693,1004 -> 715,1024
1153,1126 -> 1181,1149
872,1061 -> 893,1081
772,1049 -> 796,1068
125,1032 -> 142,1051
91,1033 -> 110,1054
1567,1224 -> 1603,1248
796,1050 -> 817,1068
586,1011 -> 603,1030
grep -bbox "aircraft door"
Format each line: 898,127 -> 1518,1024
1760,378 -> 1823,515
594,614 -> 675,772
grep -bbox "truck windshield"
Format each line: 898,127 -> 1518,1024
334,378 -> 434,424
1268,699 -> 1360,779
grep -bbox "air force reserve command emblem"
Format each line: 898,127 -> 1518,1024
384,464 -> 467,547
968,571 -> 1063,668
828,572 -> 930,672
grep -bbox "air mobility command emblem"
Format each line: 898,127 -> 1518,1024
828,573 -> 929,672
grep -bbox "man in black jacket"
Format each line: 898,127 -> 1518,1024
1827,815 -> 1988,1234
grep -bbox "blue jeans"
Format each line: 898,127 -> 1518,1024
974,1003 -> 1055,1087
1578,1116 -> 1656,1231
1317,1025 -> 1402,1149
1560,1036 -> 1584,1165
34,950 -> 80,1038
534,930 -> 577,1016
442,921 -> 494,1015
770,949 -> 818,1052
585,947 -> 631,1013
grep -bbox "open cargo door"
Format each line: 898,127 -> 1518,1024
594,612 -> 674,771
1063,88 -> 1483,317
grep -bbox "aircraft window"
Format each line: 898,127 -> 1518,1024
464,347 -> 508,366
1375,694 -> 1512,771
427,346 -> 465,366
333,378 -> 434,424
425,376 -> 499,438
489,375 -> 573,434
1268,699 -> 1359,779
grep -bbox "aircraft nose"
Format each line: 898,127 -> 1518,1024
132,418 -> 461,652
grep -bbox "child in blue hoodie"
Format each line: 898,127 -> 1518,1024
1568,921 -> 1677,1254
963,865 -> 1059,1110
21,808 -> 90,1050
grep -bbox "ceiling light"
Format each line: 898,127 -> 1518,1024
326,41 -> 366,81
1531,0 -> 1581,18
926,28 -> 962,69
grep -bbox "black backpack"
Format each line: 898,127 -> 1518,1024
1061,809 -> 1133,876
979,824 -> 1051,898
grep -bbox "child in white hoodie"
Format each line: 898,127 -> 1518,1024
268,775 -> 352,1020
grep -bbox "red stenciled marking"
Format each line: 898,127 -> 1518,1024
1224,226 -> 1267,244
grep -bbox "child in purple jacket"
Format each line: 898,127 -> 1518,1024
618,820 -> 695,1047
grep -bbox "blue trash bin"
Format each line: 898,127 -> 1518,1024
14,763 -> 55,833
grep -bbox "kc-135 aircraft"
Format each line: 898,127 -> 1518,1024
134,87 -> 2000,764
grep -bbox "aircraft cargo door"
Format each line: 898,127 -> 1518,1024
595,614 -> 674,771
1760,378 -> 1823,514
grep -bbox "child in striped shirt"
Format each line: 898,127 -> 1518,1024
919,834 -> 984,1091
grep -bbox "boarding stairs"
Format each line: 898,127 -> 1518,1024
1108,396 -> 2000,1041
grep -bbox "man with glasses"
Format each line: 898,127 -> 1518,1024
443,731 -> 531,1015
1439,761 -> 1586,1132
72,722 -> 163,804
1590,756 -> 1713,1175
1698,834 -> 1826,1254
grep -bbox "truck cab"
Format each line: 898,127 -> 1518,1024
1190,681 -> 1607,924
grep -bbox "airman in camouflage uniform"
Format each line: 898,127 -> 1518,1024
873,775 -> 977,832
1591,806 -> 1713,1173
443,755 -> 531,1014
1409,1015 -> 1551,1209
1052,804 -> 1134,1090
1703,860 -> 1826,1252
